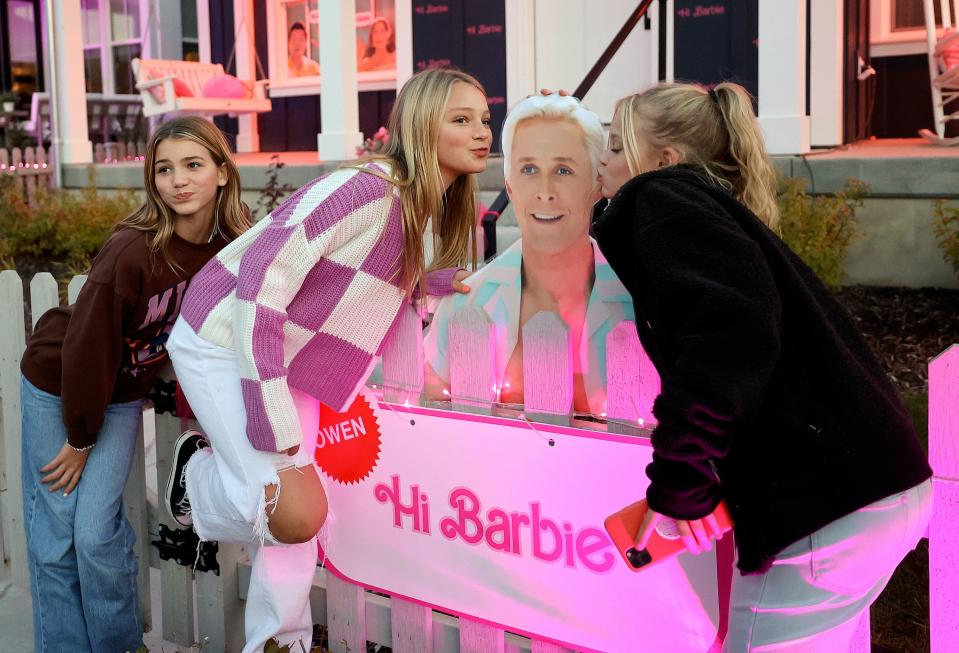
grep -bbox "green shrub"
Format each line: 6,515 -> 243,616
777,177 -> 868,291
0,169 -> 141,271
933,200 -> 959,278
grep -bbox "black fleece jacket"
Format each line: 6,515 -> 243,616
593,166 -> 931,574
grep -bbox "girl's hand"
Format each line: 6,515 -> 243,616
635,505 -> 725,556
284,444 -> 301,457
40,443 -> 91,496
533,88 -> 571,97
452,269 -> 472,294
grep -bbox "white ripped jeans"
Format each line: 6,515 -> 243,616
167,318 -> 323,653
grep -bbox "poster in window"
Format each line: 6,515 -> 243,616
282,0 -> 396,80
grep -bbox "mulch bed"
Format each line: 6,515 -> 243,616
835,286 -> 959,395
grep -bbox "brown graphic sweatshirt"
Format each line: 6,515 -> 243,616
21,227 -> 227,448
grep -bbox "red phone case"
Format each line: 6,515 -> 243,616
604,499 -> 733,571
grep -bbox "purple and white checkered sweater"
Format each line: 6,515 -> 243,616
180,164 -> 458,452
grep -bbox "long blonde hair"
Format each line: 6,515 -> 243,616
361,68 -> 484,294
114,116 -> 251,271
617,82 -> 779,230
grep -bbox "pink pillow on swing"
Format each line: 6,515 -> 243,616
202,74 -> 252,99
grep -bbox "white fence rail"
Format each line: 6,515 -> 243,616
1,269 -> 957,652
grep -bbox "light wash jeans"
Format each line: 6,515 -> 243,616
20,376 -> 144,653
723,477 -> 933,652
167,318 -> 321,653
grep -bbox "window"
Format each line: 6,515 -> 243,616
267,0 -> 397,95
8,1 -> 41,96
871,0 -> 951,54
80,0 -> 144,95
893,0 -> 942,30
181,0 -> 199,62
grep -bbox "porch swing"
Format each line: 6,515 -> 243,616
132,6 -> 271,118
920,0 -> 959,144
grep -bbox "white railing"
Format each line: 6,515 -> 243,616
1,270 -> 956,652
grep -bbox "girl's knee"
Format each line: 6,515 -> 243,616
264,468 -> 328,544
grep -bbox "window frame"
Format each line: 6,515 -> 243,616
80,0 -> 157,96
871,0 -> 950,56
265,0 -> 397,98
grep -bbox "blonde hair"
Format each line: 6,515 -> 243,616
361,68 -> 485,294
617,82 -> 779,230
114,116 -> 250,271
501,93 -> 605,178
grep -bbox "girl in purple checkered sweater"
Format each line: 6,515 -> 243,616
164,69 -> 492,652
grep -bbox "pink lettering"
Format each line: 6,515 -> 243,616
484,508 -> 512,551
374,475 -> 430,533
576,528 -> 615,574
531,502 -> 562,562
440,487 -> 484,544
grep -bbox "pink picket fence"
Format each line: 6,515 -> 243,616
0,268 -> 956,652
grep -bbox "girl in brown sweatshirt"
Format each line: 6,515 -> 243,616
19,117 -> 250,653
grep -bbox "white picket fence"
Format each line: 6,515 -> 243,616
1,269 -> 957,652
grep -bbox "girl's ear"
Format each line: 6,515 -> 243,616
659,146 -> 682,167
217,163 -> 228,187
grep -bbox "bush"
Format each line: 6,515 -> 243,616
933,200 -> 959,278
0,169 -> 141,271
777,177 -> 868,291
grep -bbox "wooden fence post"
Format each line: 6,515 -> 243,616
326,570 -> 368,653
154,405 -> 196,646
380,304 -> 434,652
447,304 -> 505,650
382,305 -> 424,405
929,344 -> 959,653
522,311 -> 572,426
0,270 -> 28,587
28,273 -> 59,326
448,305 -> 496,414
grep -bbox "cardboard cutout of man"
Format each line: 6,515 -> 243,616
424,94 -> 642,416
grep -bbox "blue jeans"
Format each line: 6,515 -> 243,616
723,478 -> 933,651
20,377 -> 144,653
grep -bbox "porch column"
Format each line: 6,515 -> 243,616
47,0 -> 92,164
317,0 -> 363,160
233,0 -> 259,153
810,0 -> 844,147
505,0 -> 535,111
757,0 -> 810,154
395,0 -> 414,90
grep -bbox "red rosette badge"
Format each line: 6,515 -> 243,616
315,393 -> 382,484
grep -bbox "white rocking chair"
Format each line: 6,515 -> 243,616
920,0 -> 959,144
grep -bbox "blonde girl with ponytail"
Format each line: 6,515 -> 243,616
594,82 -> 932,651
163,68 -> 492,652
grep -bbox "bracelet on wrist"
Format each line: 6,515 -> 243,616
68,442 -> 95,453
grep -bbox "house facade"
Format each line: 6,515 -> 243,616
3,0 -> 947,161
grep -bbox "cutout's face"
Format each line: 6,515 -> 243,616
436,82 -> 492,183
288,28 -> 307,58
154,138 -> 226,220
507,118 -> 600,255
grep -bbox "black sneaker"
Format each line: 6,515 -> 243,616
165,429 -> 209,528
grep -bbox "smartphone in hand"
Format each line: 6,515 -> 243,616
604,499 -> 733,571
